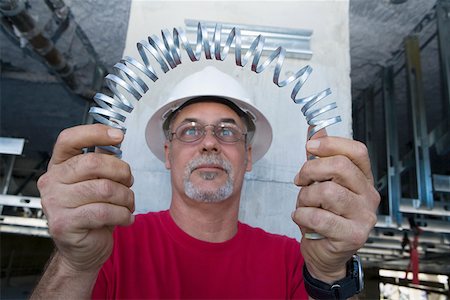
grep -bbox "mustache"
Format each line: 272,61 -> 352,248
186,155 -> 232,174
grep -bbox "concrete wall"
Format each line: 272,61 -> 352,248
120,0 -> 351,240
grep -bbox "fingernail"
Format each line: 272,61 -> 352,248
307,139 -> 320,150
130,174 -> 134,186
108,128 -> 123,140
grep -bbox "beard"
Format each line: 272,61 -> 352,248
183,154 -> 234,203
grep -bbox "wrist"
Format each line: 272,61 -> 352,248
305,261 -> 346,284
55,251 -> 101,276
31,251 -> 100,299
303,255 -> 364,300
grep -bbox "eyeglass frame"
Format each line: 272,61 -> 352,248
168,120 -> 248,144
162,97 -> 256,144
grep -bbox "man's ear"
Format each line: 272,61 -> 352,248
246,146 -> 252,172
164,142 -> 171,169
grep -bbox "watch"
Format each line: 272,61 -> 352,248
303,254 -> 364,300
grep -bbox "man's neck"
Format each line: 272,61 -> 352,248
169,196 -> 240,243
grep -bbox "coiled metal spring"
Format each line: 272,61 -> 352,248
89,22 -> 341,240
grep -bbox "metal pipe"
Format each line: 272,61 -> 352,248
405,35 -> 434,210
1,156 -> 16,195
0,0 -> 81,94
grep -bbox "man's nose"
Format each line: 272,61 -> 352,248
200,127 -> 220,153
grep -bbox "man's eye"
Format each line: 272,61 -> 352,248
183,127 -> 201,136
219,127 -> 235,137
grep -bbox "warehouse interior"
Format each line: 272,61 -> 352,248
1,0 -> 449,299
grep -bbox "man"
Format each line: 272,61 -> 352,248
32,66 -> 380,299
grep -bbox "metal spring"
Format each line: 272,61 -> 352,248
89,22 -> 341,157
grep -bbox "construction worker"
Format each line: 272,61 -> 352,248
32,67 -> 380,299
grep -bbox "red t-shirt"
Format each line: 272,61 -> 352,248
92,210 -> 308,299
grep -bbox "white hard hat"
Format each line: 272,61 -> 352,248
145,66 -> 273,163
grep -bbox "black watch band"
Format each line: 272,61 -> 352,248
303,255 -> 363,300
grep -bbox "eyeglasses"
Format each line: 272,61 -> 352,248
170,121 -> 247,144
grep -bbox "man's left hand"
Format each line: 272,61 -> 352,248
292,132 -> 380,283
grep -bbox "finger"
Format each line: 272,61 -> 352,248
52,152 -> 133,187
49,124 -> 124,168
297,181 -> 380,219
291,207 -> 350,240
69,203 -> 134,230
295,155 -> 370,196
294,127 -> 326,183
55,179 -> 135,212
306,136 -> 374,184
297,182 -> 360,218
292,206 -> 376,247
306,126 -> 327,160
291,207 -> 369,250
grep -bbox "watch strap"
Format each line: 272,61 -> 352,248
303,259 -> 360,300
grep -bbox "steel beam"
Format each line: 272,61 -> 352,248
0,137 -> 25,155
363,87 -> 379,184
383,66 -> 402,226
375,216 -> 450,234
369,231 -> 450,245
400,198 -> 450,216
0,194 -> 42,209
437,0 -> 450,117
1,155 -> 16,195
404,36 -> 434,209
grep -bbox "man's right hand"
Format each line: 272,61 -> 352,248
37,124 -> 135,273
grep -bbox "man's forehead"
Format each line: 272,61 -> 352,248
172,101 -> 243,123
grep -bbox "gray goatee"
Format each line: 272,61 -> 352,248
184,154 -> 234,203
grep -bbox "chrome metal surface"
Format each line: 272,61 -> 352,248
0,137 -> 25,155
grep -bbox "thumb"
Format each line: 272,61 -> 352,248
306,126 -> 327,160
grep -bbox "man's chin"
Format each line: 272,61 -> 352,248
184,183 -> 233,203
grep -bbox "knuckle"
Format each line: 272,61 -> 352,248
48,216 -> 68,239
297,187 -> 307,207
298,163 -> 310,178
310,210 -> 334,229
122,163 -> 133,185
124,162 -> 132,176
97,179 -> 115,199
367,212 -> 378,228
127,189 -> 135,211
308,209 -> 322,227
336,186 -> 349,205
331,155 -> 350,173
56,128 -> 72,147
37,173 -> 50,191
353,141 -> 369,160
321,181 -> 336,200
92,205 -> 111,222
372,188 -> 381,206
82,153 -> 102,171
40,195 -> 57,210
351,227 -> 368,248
323,214 -> 338,230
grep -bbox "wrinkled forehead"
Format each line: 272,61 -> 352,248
166,97 -> 247,127
171,101 -> 244,127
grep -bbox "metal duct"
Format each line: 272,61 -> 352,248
0,0 -> 83,96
